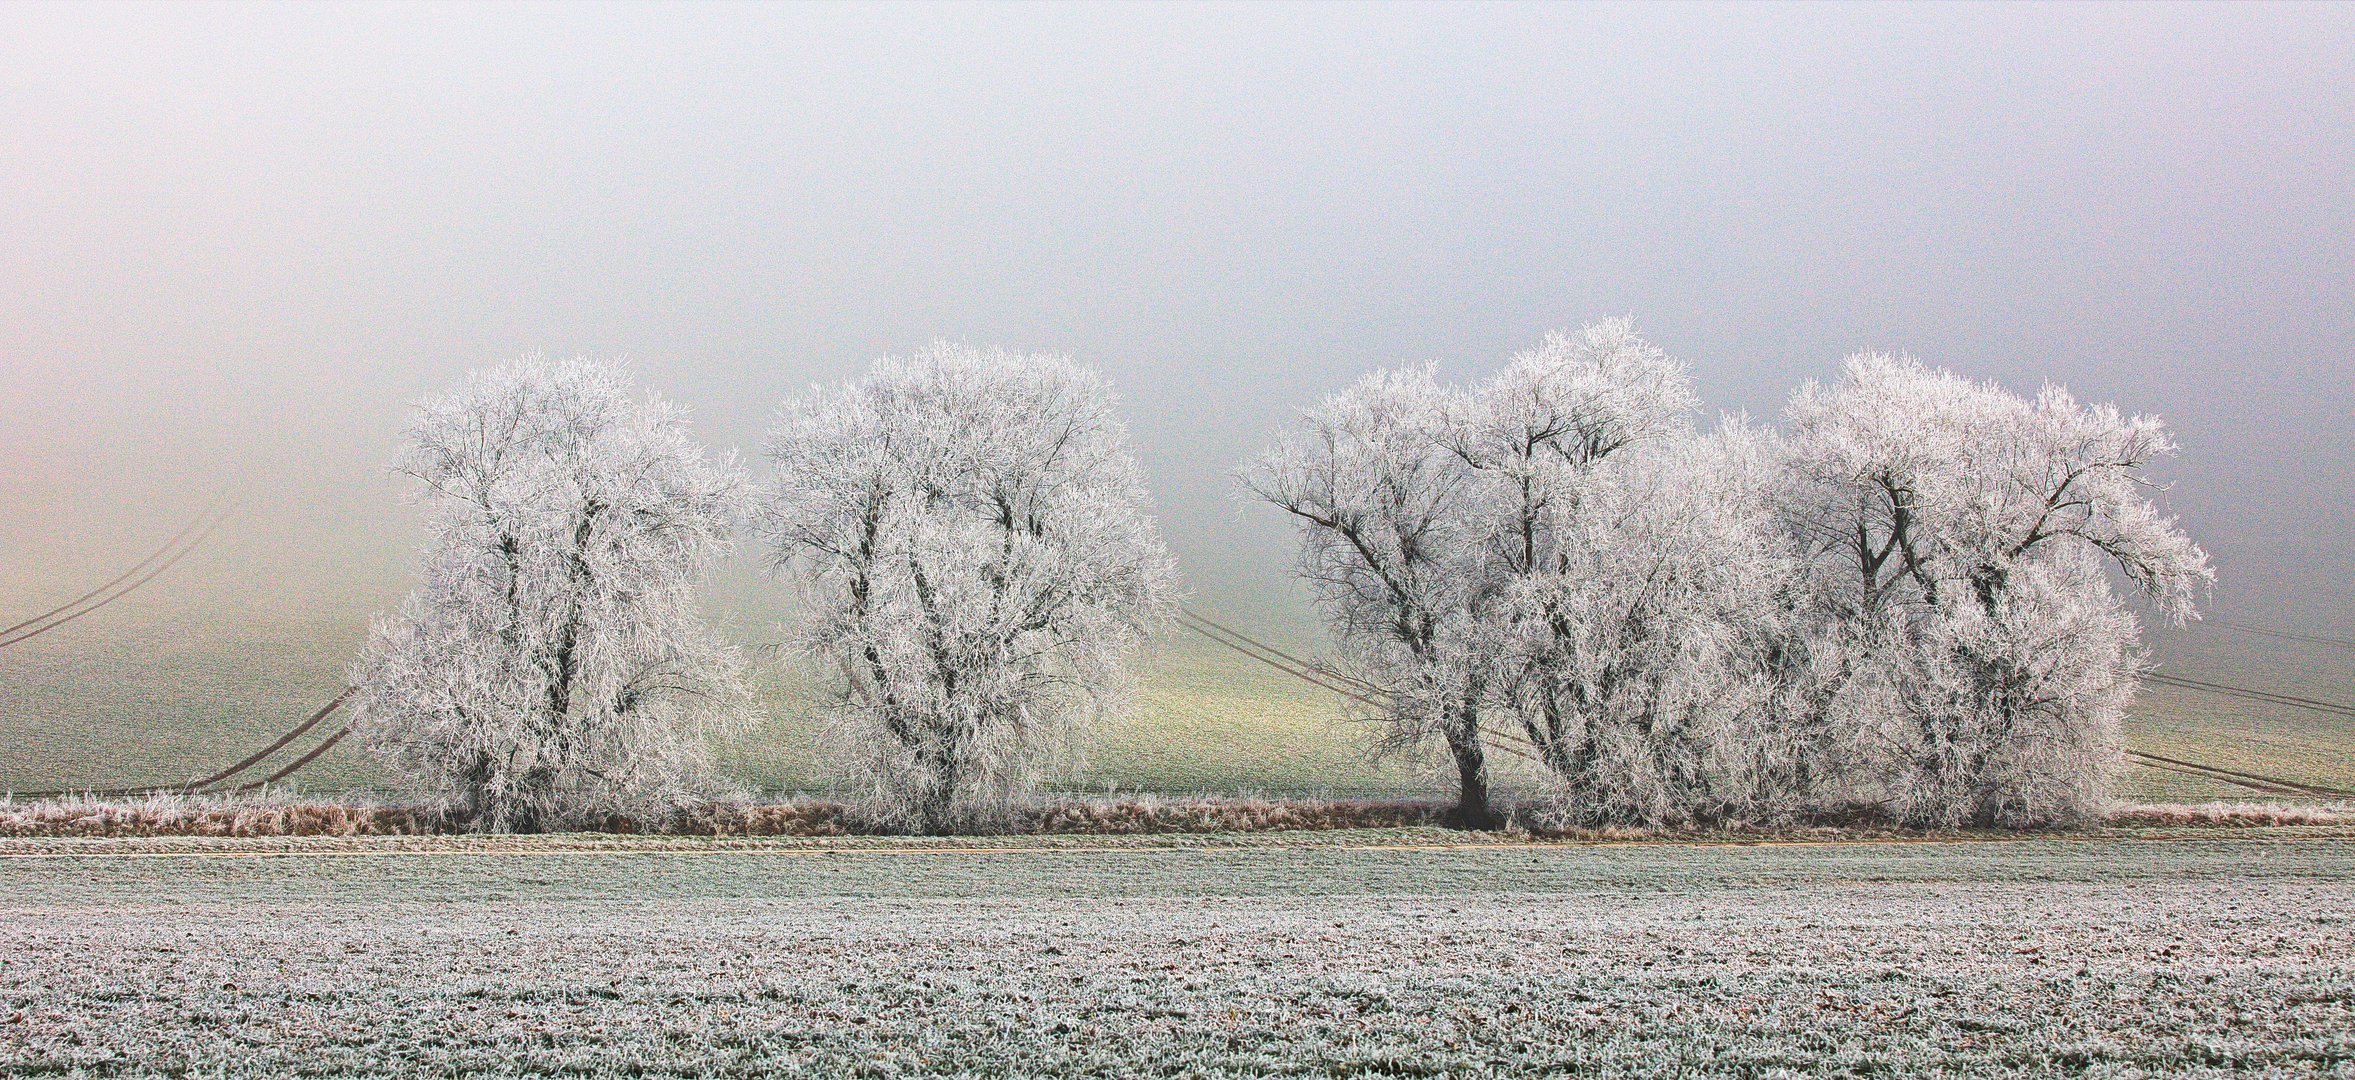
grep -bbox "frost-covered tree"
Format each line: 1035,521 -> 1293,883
1779,354 -> 2212,826
761,344 -> 1177,834
1487,424 -> 1812,826
1440,321 -> 1790,826
1251,322 -> 1754,827
353,358 -> 751,832
1442,320 -> 1698,585
1245,365 -> 1501,826
1254,328 -> 2207,830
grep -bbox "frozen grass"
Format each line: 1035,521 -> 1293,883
2,836 -> 2352,1076
6,788 -> 2349,839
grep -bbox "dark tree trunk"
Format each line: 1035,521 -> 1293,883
1445,727 -> 1501,830
917,744 -> 961,835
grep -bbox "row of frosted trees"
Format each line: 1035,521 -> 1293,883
353,325 -> 2208,833
353,346 -> 1175,833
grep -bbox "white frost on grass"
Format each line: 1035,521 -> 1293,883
2,841 -> 2351,1077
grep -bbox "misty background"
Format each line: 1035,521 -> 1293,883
3,2 -> 2350,787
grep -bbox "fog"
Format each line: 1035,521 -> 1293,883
4,0 -> 2351,645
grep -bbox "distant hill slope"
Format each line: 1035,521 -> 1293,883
3,607 -> 2348,804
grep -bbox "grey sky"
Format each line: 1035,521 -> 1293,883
3,1 -> 2350,635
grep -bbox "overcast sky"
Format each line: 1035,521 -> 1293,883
3,1 -> 2350,634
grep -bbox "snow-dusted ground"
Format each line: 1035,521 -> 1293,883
4,835 -> 2351,1077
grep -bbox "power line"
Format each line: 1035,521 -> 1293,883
1182,610 -> 1375,691
2205,620 -> 2355,652
1174,610 -> 1375,704
1176,609 -> 1378,696
1174,611 -> 1560,767
2144,672 -> 2355,720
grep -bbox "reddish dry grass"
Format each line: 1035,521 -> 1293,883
674,796 -> 1444,837
2,793 -> 2341,838
0,794 -> 430,838
0,794 -> 1446,838
671,799 -> 854,837
2105,801 -> 2352,828
1026,796 -> 1443,834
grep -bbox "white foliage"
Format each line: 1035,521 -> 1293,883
1778,353 -> 2212,826
761,344 -> 1177,833
1258,329 -> 2208,830
1491,427 -> 1811,827
352,358 -> 751,833
1249,319 -> 1726,826
1443,318 -> 1698,576
1447,322 -> 1775,826
1244,364 -> 1500,824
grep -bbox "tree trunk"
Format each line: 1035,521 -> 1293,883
1445,724 -> 1501,830
919,779 -> 959,836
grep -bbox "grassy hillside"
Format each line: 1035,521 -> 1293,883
2,603 -> 2348,803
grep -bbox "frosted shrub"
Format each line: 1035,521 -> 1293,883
761,344 -> 1177,834
353,358 -> 751,833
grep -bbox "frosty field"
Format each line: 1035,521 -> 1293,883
5,832 -> 2353,1077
